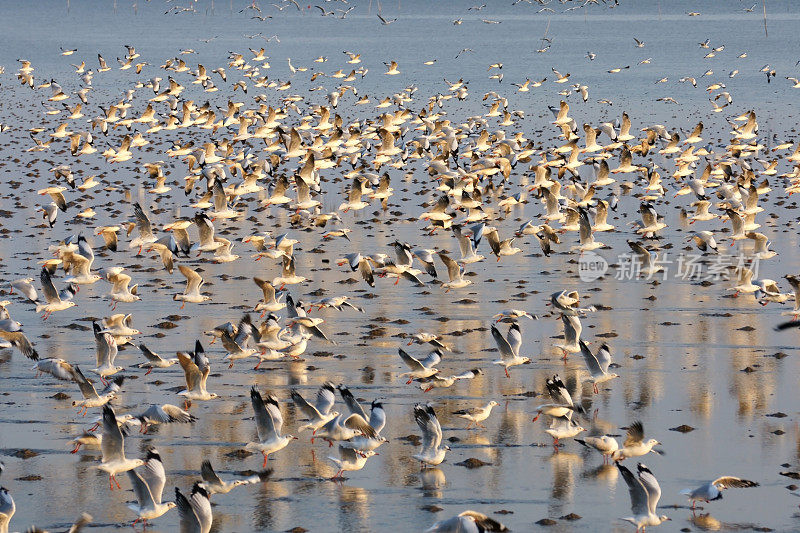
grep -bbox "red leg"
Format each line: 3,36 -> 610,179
145,367 -> 152,376
504,367 -> 510,378
262,452 -> 268,467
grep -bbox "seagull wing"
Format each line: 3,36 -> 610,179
101,405 -> 125,462
338,384 -> 368,419
127,469 -> 157,509
618,463 -> 651,518
250,387 -> 278,442
624,420 -> 645,446
711,476 -> 759,489
140,452 -> 167,504
399,348 -> 425,371
491,324 -> 514,359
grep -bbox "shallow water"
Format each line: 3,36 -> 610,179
1,1 -> 800,532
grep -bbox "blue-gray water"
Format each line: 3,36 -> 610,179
1,1 -> 800,531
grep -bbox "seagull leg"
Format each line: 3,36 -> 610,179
465,421 -> 473,430
406,378 -> 413,385
394,278 -> 399,285
115,475 -> 122,489
504,367 -> 510,378
228,362 -> 234,369
327,439 -> 333,448
532,414 -> 539,422
109,475 -> 115,491
71,443 -> 81,453
424,386 -> 433,393
593,383 -> 599,394
180,302 -> 185,309
262,452 -> 269,467
144,367 -> 152,376
253,361 -> 262,370
89,422 -> 100,432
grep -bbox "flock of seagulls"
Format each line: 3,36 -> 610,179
1,0 -> 799,531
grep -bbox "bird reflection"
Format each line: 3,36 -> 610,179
287,360 -> 308,384
690,512 -> 722,530
420,466 -> 446,497
548,450 -> 582,502
336,485 -> 370,531
581,463 -> 619,489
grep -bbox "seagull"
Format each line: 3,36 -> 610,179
575,435 -> 619,464
313,411 -> 377,448
413,403 -> 450,467
328,445 -> 378,480
36,267 -> 76,319
71,368 -> 123,416
493,309 -> 537,322
579,340 -> 619,393
136,404 -> 197,433
781,275 -> 800,318
253,277 -> 286,315
419,368 -> 482,393
554,314 -> 582,358
129,202 -> 157,254
612,421 -> 662,461
126,449 -> 176,527
291,382 -> 339,434
532,375 -> 585,422
199,460 -> 272,495
680,476 -> 759,510
453,401 -> 498,429
426,511 -> 508,532
136,343 -> 179,375
175,483 -> 212,533
91,322 -> 122,380
246,387 -> 297,466
399,348 -> 441,383
174,265 -> 210,308
177,346 -> 218,405
544,415 -> 585,446
337,385 -> 388,452
0,486 -> 13,533
491,323 -> 529,377
407,332 -> 450,350
98,404 -> 145,491
438,251 -> 471,291
618,463 -> 671,531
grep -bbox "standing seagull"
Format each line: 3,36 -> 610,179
98,405 -> 145,491
175,483 -> 212,533
413,403 -> 450,467
618,463 -> 671,532
246,387 -> 297,466
491,323 -> 529,377
680,476 -> 759,510
126,449 -> 176,527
